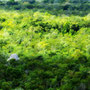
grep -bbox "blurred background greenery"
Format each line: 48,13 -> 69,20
0,0 -> 90,16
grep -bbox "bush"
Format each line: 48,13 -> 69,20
1,82 -> 12,90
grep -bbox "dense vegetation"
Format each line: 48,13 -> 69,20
0,0 -> 90,16
0,9 -> 90,89
0,0 -> 90,90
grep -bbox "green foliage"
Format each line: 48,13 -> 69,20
0,10 -> 90,89
0,0 -> 90,16
1,81 -> 12,90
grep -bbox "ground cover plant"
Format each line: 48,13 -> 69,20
0,9 -> 90,89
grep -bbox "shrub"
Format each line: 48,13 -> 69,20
1,82 -> 12,90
